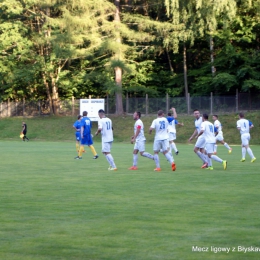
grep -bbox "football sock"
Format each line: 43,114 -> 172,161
247,147 -> 255,159
141,152 -> 154,160
89,145 -> 97,156
76,143 -> 80,152
154,154 -> 160,168
208,158 -> 212,167
242,147 -> 246,159
165,152 -> 173,163
171,142 -> 178,153
214,145 -> 217,153
79,145 -> 84,156
106,154 -> 116,168
224,143 -> 231,150
196,151 -> 206,163
133,154 -> 138,166
211,155 -> 223,163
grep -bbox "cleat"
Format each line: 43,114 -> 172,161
171,162 -> 176,171
128,166 -> 138,170
251,157 -> 256,163
74,156 -> 79,159
228,148 -> 232,154
108,166 -> 112,170
240,158 -> 245,162
201,162 -> 208,169
154,168 -> 161,171
175,151 -> 179,155
93,155 -> 99,159
223,160 -> 227,170
213,151 -> 217,155
206,166 -> 214,170
108,167 -> 117,171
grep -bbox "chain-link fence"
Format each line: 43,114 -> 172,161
1,92 -> 260,117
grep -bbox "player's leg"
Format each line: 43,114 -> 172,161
208,143 -> 227,170
104,142 -> 117,170
153,140 -> 161,171
140,141 -> 154,160
129,145 -> 139,170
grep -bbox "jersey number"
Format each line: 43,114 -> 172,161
159,121 -> 166,129
209,125 -> 213,133
106,121 -> 111,130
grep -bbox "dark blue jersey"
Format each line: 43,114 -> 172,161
81,117 -> 92,136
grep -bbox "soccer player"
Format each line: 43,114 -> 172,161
128,111 -> 154,170
188,109 -> 208,168
167,107 -> 184,156
75,111 -> 98,159
149,110 -> 176,172
95,109 -> 117,171
198,114 -> 227,170
22,121 -> 29,141
73,115 -> 83,155
212,115 -> 232,154
236,112 -> 256,163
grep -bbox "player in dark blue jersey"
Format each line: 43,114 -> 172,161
75,111 -> 98,159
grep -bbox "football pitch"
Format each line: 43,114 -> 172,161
1,141 -> 260,260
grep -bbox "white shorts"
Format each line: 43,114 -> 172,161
205,143 -> 215,154
216,131 -> 224,142
153,139 -> 169,152
195,135 -> 206,149
241,133 -> 250,146
134,140 -> 146,152
168,132 -> 176,141
102,141 -> 112,153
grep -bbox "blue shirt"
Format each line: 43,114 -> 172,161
81,116 -> 92,136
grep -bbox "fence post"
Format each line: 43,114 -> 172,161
166,93 -> 169,113
8,99 -> 10,117
146,94 -> 148,116
210,92 -> 213,115
106,95 -> 109,114
126,93 -> 129,114
72,96 -> 75,116
236,89 -> 238,113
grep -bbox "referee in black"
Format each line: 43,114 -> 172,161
22,121 -> 29,141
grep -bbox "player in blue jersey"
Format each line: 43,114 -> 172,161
236,112 -> 256,163
75,111 -> 98,160
73,115 -> 83,155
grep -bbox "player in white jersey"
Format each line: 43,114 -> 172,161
188,109 -> 208,168
212,115 -> 232,154
236,112 -> 256,163
128,111 -> 154,170
198,114 -> 227,170
95,109 -> 117,171
149,110 -> 176,171
167,107 -> 184,156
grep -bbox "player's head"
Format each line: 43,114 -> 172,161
239,112 -> 245,118
202,113 -> 208,121
168,112 -> 172,116
83,111 -> 88,116
193,109 -> 200,118
98,109 -> 105,118
133,111 -> 141,120
212,115 -> 218,121
77,115 -> 82,120
157,110 -> 164,117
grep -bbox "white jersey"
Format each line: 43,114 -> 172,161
150,117 -> 169,141
214,119 -> 223,133
237,119 -> 252,135
134,119 -> 146,142
200,121 -> 216,143
167,117 -> 177,133
98,117 -> 113,142
195,117 -> 203,134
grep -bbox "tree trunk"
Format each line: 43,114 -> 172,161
183,43 -> 189,103
210,36 -> 216,76
42,73 -> 54,115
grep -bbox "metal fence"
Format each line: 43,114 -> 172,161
1,92 -> 260,117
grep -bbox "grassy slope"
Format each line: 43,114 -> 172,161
0,112 -> 259,144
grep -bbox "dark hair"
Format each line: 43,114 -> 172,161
77,115 -> 82,120
203,113 -> 208,120
136,111 -> 141,118
194,109 -> 199,112
168,112 -> 172,116
239,112 -> 244,118
213,115 -> 218,118
83,111 -> 87,116
158,110 -> 164,116
98,109 -> 105,114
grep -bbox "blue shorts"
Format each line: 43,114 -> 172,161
81,135 -> 93,146
75,132 -> 81,141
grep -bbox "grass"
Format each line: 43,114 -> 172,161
1,140 -> 260,260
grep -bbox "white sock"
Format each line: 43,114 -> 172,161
242,147 -> 246,158
106,154 -> 116,168
247,147 -> 255,159
211,155 -> 223,163
133,154 -> 138,166
224,142 -> 231,150
142,152 -> 154,160
214,144 -> 218,153
154,154 -> 160,168
165,152 -> 173,163
208,158 -> 212,167
196,151 -> 206,163
171,143 -> 178,153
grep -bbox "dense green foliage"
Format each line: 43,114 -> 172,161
0,0 -> 260,107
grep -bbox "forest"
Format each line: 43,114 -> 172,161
0,0 -> 260,114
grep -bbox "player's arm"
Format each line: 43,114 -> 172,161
236,121 -> 241,131
149,127 -> 154,135
189,129 -> 197,142
131,126 -> 141,143
171,107 -> 177,118
197,129 -> 204,138
249,120 -> 254,128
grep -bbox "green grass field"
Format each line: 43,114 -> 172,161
1,140 -> 260,260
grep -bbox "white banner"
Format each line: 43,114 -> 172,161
80,99 -> 105,121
